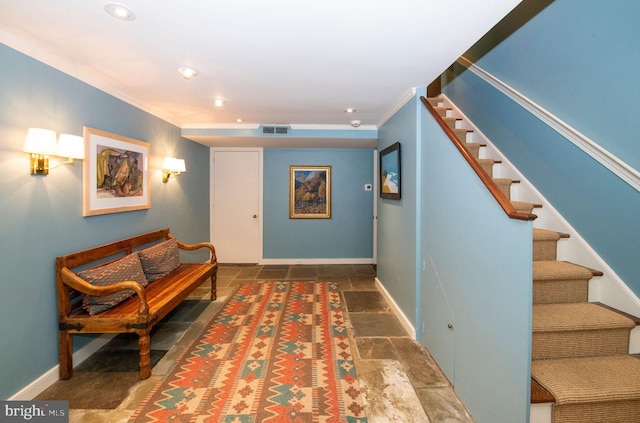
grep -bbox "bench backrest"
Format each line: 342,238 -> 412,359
56,228 -> 173,316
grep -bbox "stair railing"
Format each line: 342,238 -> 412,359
420,95 -> 537,221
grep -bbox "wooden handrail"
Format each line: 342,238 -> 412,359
420,96 -> 537,221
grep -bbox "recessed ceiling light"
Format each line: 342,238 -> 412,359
104,3 -> 136,21
236,118 -> 244,123
213,99 -> 224,107
344,108 -> 356,113
178,67 -> 198,80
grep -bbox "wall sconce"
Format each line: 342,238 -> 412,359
23,128 -> 57,175
23,128 -> 85,175
56,134 -> 85,164
162,157 -> 186,182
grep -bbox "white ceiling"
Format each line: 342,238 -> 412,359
0,0 -> 521,147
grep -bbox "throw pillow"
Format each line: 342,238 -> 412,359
138,238 -> 180,282
78,252 -> 148,315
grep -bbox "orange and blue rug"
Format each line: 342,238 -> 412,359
131,281 -> 368,422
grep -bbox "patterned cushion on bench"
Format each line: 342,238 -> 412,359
138,239 -> 180,282
78,252 -> 148,315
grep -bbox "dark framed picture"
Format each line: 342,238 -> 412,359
289,165 -> 331,219
379,142 -> 401,200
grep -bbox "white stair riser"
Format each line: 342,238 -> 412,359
630,326 -> 640,354
530,403 -> 552,423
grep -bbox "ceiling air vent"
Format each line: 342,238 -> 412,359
261,126 -> 289,135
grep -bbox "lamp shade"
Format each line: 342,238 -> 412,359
57,134 -> 85,159
162,157 -> 176,170
162,157 -> 186,172
174,158 -> 186,173
23,128 -> 57,155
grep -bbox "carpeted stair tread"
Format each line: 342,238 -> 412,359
533,261 -> 594,304
533,229 -> 568,261
477,158 -> 497,177
426,97 -> 441,107
533,303 -> 636,332
433,106 -> 450,117
511,200 -> 539,214
493,178 -> 516,200
463,142 -> 483,159
533,228 -> 564,241
533,261 -> 597,304
532,303 -> 634,359
533,260 -> 595,281
454,128 -> 472,142
531,355 -> 640,405
442,116 -> 459,130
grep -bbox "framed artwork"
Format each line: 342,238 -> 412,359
82,126 -> 150,216
289,165 -> 331,219
379,142 -> 401,200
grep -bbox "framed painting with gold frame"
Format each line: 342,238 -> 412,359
82,126 -> 150,216
289,165 -> 331,219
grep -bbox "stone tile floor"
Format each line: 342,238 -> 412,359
37,264 -> 474,422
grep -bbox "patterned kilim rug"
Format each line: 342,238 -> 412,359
130,281 -> 368,422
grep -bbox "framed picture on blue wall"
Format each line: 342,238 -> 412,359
82,126 -> 150,216
380,142 -> 401,200
289,165 -> 331,219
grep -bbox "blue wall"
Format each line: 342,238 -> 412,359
463,0 -> 640,170
444,0 -> 640,296
377,87 -> 533,422
419,104 -> 533,423
377,90 -> 422,326
0,43 -> 211,399
263,148 -> 374,260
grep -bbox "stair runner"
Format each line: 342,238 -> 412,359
427,97 -> 640,423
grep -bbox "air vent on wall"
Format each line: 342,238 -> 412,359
261,126 -> 289,135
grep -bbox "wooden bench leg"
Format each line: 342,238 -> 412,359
138,331 -> 151,379
211,269 -> 218,301
59,330 -> 73,380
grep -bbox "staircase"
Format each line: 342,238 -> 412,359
426,96 -> 640,423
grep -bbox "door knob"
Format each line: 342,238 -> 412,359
253,214 -> 257,219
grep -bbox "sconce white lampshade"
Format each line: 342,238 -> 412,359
162,157 -> 186,172
57,134 -> 85,159
162,157 -> 175,171
162,157 -> 186,182
23,128 -> 57,155
174,158 -> 186,173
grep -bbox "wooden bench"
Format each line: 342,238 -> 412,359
56,228 -> 217,380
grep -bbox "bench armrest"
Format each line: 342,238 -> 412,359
60,267 -> 149,317
170,235 -> 217,264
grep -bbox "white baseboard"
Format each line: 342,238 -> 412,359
259,258 -> 375,265
9,334 -> 115,400
375,277 -> 416,339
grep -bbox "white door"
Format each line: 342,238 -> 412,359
211,149 -> 262,263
